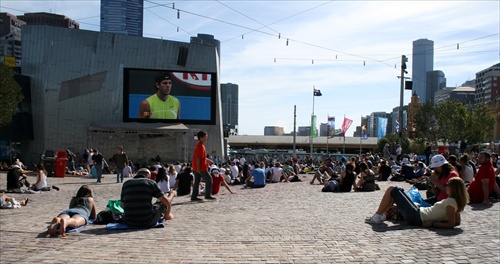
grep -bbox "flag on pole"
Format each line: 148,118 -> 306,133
361,116 -> 368,140
310,115 -> 317,138
341,117 -> 353,137
313,89 -> 322,96
378,117 -> 388,139
327,116 -> 335,137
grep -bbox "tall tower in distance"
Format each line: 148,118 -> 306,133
100,0 -> 144,37
412,39 -> 434,103
221,83 -> 239,136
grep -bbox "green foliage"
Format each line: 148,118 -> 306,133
409,138 -> 426,154
377,133 -> 410,154
463,103 -> 495,144
412,100 -> 495,145
411,102 -> 436,143
435,100 -> 466,144
0,64 -> 23,127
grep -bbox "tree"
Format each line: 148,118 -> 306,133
0,64 -> 23,127
377,133 -> 410,154
411,102 -> 436,143
435,100 -> 466,144
463,103 -> 495,144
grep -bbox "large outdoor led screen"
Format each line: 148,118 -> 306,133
124,68 -> 216,125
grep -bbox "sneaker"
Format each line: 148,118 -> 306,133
205,196 -> 216,200
365,214 -> 385,224
191,197 -> 203,202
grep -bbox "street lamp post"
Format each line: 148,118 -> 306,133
399,55 -> 408,146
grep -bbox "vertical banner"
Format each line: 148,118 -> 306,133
341,117 -> 353,137
378,117 -> 388,139
310,115 -> 317,138
327,116 -> 335,137
361,116 -> 368,139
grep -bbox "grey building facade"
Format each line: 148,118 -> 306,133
264,126 -> 284,136
412,39 -> 434,103
475,63 -> 500,104
19,25 -> 223,164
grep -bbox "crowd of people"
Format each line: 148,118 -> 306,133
2,136 -> 500,236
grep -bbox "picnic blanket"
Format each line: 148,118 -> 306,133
66,220 -> 95,233
106,219 -> 165,230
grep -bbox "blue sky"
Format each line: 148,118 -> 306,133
2,0 -> 499,135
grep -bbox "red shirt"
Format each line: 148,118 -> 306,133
468,160 -> 495,203
211,174 -> 224,195
437,170 -> 458,201
191,141 -> 207,172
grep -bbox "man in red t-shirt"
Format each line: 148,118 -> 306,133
468,152 -> 500,205
191,131 -> 215,201
209,166 -> 234,195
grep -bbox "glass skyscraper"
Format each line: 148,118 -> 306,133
411,39 -> 434,103
100,0 -> 143,37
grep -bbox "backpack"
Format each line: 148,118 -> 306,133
94,210 -> 123,225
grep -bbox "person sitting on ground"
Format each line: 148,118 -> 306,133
310,157 -> 336,184
413,162 -> 426,179
271,162 -> 287,183
6,165 -> 30,191
155,167 -> 170,194
167,165 -> 177,190
468,151 -> 500,205
245,162 -> 266,188
459,154 -> 474,184
365,177 -> 468,229
0,193 -> 28,209
32,163 -> 60,191
322,162 -> 357,192
47,185 -> 96,237
203,166 -> 234,195
121,168 -> 175,228
173,166 -> 194,196
1,162 -> 10,171
376,159 -> 392,181
283,161 -> 296,178
123,161 -> 132,179
355,162 -> 378,192
425,154 -> 459,205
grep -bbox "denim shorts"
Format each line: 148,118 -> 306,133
391,186 -> 423,226
58,208 -> 90,224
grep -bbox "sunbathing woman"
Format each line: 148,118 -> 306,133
365,177 -> 468,228
47,185 -> 96,237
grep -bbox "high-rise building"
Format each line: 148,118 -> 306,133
100,0 -> 143,37
0,13 -> 25,68
426,70 -> 446,103
17,12 -> 79,29
412,39 -> 434,103
475,63 -> 500,104
190,34 -> 221,58
264,126 -> 284,136
221,83 -> 239,135
369,112 -> 389,138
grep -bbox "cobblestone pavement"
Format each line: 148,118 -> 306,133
1,172 -> 499,263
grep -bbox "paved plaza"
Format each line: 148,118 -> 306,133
1,172 -> 499,264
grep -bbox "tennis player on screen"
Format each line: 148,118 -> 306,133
138,72 -> 180,119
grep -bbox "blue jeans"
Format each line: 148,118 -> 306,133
391,186 -> 423,226
116,167 -> 124,182
95,165 -> 103,182
191,171 -> 212,199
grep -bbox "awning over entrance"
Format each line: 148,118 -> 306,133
89,122 -> 189,134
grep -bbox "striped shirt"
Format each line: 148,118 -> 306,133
121,176 -> 163,227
